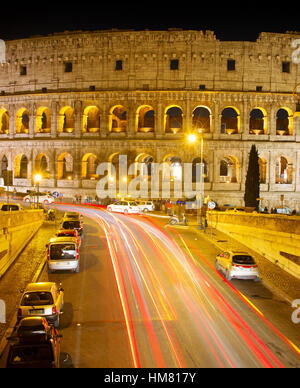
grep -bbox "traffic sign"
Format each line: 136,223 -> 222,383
52,191 -> 59,199
208,200 -> 216,210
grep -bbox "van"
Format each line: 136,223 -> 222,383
47,236 -> 80,273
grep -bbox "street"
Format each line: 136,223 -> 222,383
1,205 -> 300,368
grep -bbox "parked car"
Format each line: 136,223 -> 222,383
138,201 -> 155,212
276,206 -> 291,215
17,282 -> 64,328
107,201 -> 140,215
215,250 -> 259,281
56,228 -> 81,248
0,203 -> 24,211
23,192 -> 54,205
6,316 -> 61,368
60,219 -> 84,237
47,236 -> 80,273
63,211 -> 82,221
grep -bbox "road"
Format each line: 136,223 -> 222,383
1,204 -> 300,368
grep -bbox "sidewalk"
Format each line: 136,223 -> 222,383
187,214 -> 300,303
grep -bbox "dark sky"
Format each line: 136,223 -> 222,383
0,2 -> 299,42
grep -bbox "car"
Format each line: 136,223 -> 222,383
107,201 -> 140,215
6,317 -> 61,368
0,203 -> 24,211
56,228 -> 81,248
138,201 -> 155,213
47,236 -> 80,273
23,192 -> 55,205
276,206 -> 291,215
17,282 -> 64,328
60,218 -> 84,236
215,250 -> 259,281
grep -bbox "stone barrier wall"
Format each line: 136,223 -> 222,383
0,210 -> 44,278
208,211 -> 300,279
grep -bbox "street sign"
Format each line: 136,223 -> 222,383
208,200 -> 216,210
52,191 -> 59,199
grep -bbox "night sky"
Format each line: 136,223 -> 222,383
0,2 -> 299,42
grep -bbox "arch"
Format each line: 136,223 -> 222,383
82,153 -> 100,179
14,154 -> 28,179
219,155 -> 240,183
164,155 -> 182,181
0,109 -> 9,134
59,106 -> 75,133
276,108 -> 293,135
192,106 -> 211,133
164,106 -> 183,134
249,107 -> 267,135
16,108 -> 30,134
109,105 -> 127,133
192,157 -> 209,183
259,157 -> 267,184
136,105 -> 155,133
135,153 -> 154,177
57,152 -> 73,180
275,156 -> 293,184
35,153 -> 50,179
83,106 -> 100,133
36,107 -> 51,133
221,107 -> 240,134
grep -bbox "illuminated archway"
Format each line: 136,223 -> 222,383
83,106 -> 100,133
36,107 -> 51,133
221,107 -> 240,134
57,152 -> 73,180
59,106 -> 75,133
16,108 -> 30,134
136,105 -> 155,133
82,153 -> 99,179
0,109 -> 9,134
109,105 -> 127,133
164,106 -> 183,134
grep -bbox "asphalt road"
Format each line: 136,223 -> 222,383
1,205 -> 300,368
39,206 -> 300,367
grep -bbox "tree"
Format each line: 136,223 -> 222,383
244,144 -> 260,210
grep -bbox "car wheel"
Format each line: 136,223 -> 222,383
169,219 -> 177,225
75,263 -> 80,273
143,208 -> 148,213
107,207 -> 112,212
225,270 -> 232,281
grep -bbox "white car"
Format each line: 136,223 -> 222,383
138,201 -> 155,212
23,192 -> 55,204
107,201 -> 140,215
47,236 -> 80,273
215,250 -> 259,281
17,282 -> 64,328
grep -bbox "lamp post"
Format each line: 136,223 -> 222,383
34,174 -> 42,209
188,129 -> 205,230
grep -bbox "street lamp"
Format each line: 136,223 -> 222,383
34,174 -> 42,208
188,128 -> 205,230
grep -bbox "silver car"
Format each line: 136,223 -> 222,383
215,250 -> 259,281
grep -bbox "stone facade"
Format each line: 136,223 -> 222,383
0,29 -> 300,208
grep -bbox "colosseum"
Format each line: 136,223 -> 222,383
0,29 -> 300,208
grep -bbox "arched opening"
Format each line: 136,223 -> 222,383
82,153 -> 99,179
219,156 -> 239,183
136,106 -> 155,133
57,153 -> 73,180
109,106 -> 127,133
0,109 -> 9,134
15,154 -> 28,179
275,156 -> 293,184
59,106 -> 75,133
164,155 -> 182,181
1,155 -> 8,177
36,107 -> 51,133
35,154 -> 50,179
16,108 -> 30,134
276,108 -> 293,135
192,157 -> 209,183
192,106 -> 211,133
83,106 -> 100,133
164,106 -> 183,134
258,157 -> 267,184
221,107 -> 240,134
249,108 -> 267,135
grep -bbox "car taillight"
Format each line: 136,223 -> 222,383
129,207 -> 132,209
52,306 -> 57,315
76,249 -> 79,260
47,249 -> 50,261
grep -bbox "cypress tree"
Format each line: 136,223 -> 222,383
244,144 -> 260,210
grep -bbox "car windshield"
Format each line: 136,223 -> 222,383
62,221 -> 81,229
233,255 -> 255,265
1,205 -> 20,211
129,202 -> 138,206
50,243 -> 77,260
8,344 -> 53,366
21,292 -> 53,306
